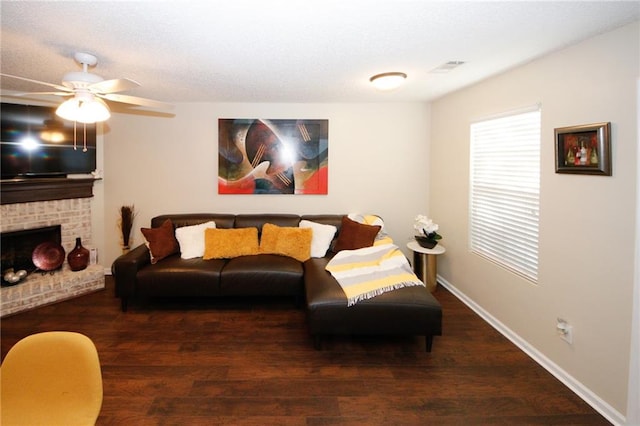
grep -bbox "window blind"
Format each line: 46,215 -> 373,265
470,108 -> 541,282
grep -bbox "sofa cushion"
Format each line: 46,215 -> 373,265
234,214 -> 301,233
260,223 -> 312,262
220,254 -> 304,296
203,228 -> 260,259
333,216 -> 381,252
151,214 -> 235,229
299,220 -> 337,258
140,219 -> 179,264
175,221 -> 217,259
136,256 -> 225,298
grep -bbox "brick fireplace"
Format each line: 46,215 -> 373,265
1,197 -> 104,317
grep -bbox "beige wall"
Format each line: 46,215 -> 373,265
430,21 -> 638,421
100,102 -> 430,267
92,20 -> 638,423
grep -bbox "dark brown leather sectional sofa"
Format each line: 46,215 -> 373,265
111,213 -> 442,351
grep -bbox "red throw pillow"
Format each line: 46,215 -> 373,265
141,219 -> 179,264
333,216 -> 381,252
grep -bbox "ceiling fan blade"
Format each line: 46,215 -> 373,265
90,78 -> 140,94
11,91 -> 72,97
0,73 -> 71,92
100,93 -> 173,110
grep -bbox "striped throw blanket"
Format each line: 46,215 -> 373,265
326,244 -> 425,306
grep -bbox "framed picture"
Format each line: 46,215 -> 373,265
218,119 -> 329,194
554,122 -> 611,175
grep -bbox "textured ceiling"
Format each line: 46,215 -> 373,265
1,1 -> 638,107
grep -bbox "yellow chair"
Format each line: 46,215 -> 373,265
0,331 -> 103,426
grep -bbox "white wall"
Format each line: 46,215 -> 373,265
100,102 -> 430,267
430,21 -> 638,422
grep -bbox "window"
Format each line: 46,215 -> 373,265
470,107 -> 541,282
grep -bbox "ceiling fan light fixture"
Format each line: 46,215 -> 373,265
56,94 -> 111,123
369,72 -> 407,91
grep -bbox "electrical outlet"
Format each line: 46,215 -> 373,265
556,318 -> 573,344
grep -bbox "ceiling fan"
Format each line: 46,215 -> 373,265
0,52 -> 173,123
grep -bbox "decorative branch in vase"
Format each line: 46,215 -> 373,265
119,205 -> 136,254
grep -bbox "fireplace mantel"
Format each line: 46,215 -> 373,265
0,178 -> 100,205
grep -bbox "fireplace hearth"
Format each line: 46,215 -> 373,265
0,198 -> 104,316
1,225 -> 62,285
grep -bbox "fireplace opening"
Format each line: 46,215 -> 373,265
1,225 -> 62,282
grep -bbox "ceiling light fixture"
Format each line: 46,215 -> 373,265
55,92 -> 111,124
55,92 -> 110,151
369,72 -> 407,91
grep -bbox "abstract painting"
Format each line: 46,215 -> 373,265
219,119 -> 328,194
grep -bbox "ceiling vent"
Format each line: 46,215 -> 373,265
429,61 -> 465,74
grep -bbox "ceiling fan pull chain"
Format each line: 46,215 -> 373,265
83,123 -> 87,152
73,120 -> 77,150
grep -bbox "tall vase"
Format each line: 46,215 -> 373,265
68,237 -> 90,271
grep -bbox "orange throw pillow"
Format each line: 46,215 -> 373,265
260,223 -> 312,262
203,228 -> 259,259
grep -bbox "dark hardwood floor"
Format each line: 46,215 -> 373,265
1,277 -> 610,425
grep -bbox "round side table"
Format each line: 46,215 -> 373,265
407,241 -> 446,293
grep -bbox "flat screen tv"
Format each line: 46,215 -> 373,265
1,102 -> 97,179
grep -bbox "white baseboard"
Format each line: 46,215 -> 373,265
437,276 -> 626,426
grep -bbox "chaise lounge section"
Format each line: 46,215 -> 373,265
305,255 -> 442,351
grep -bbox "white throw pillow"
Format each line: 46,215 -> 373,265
175,221 -> 217,259
299,220 -> 337,258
